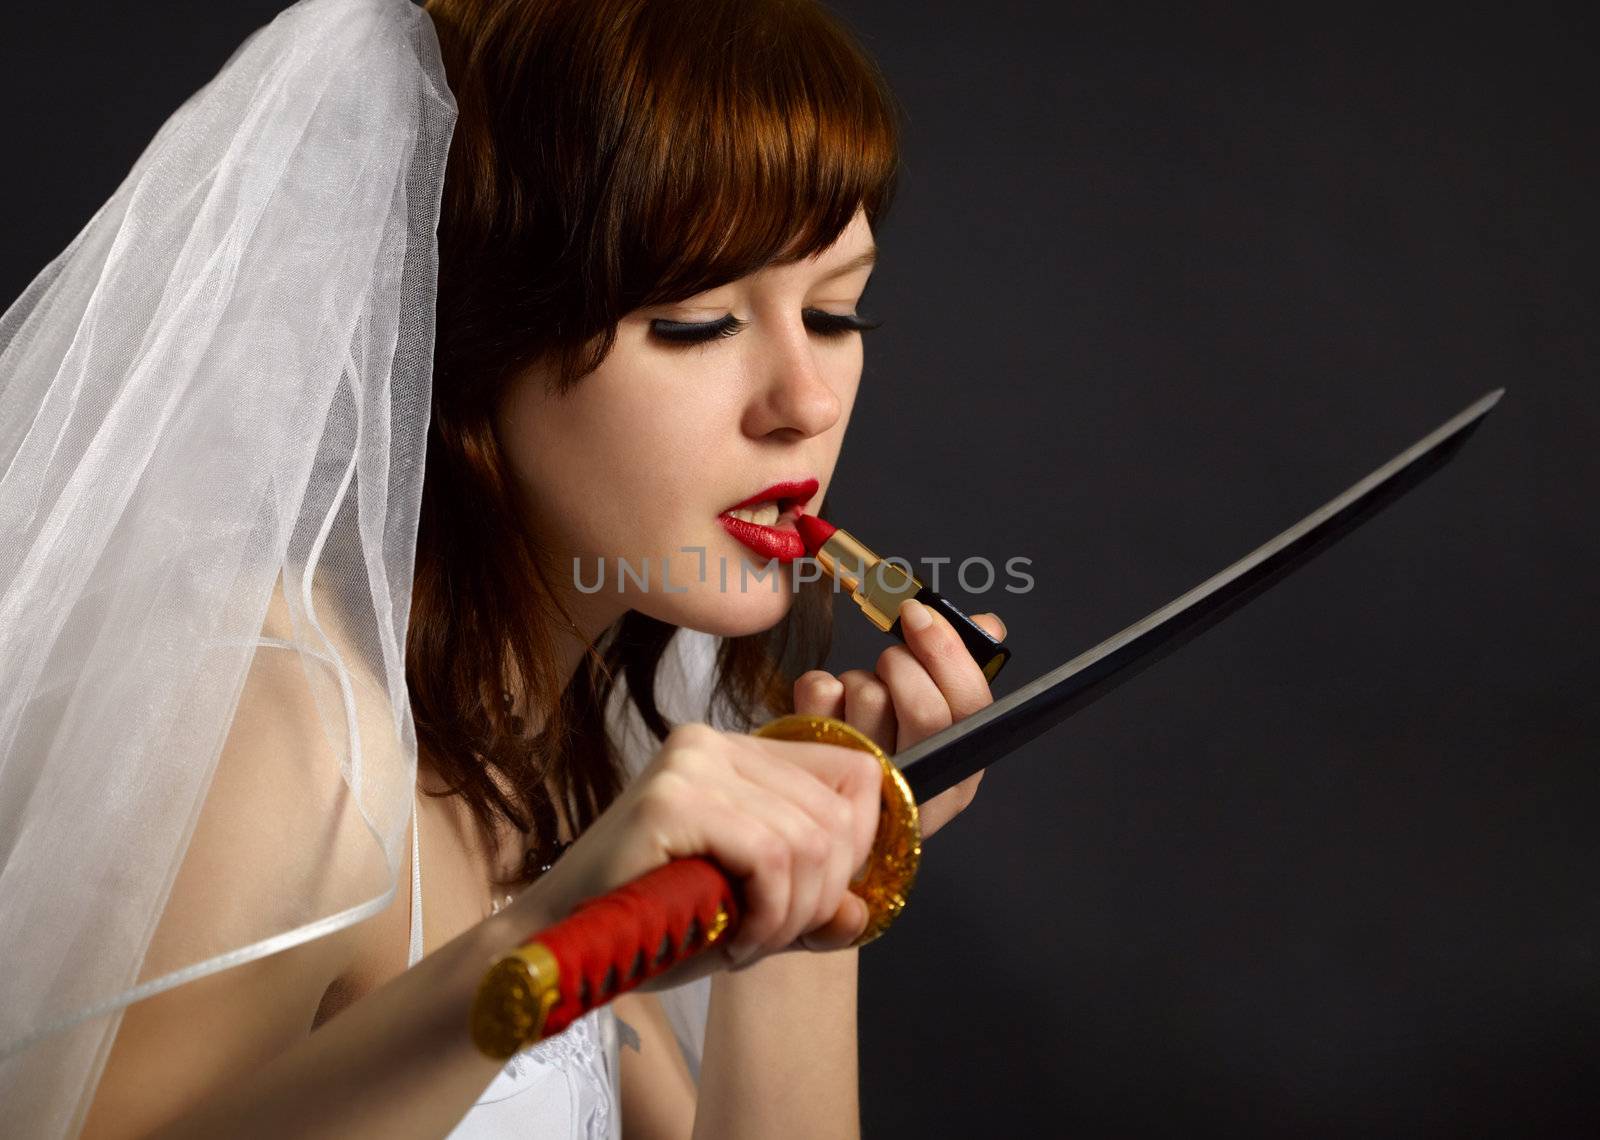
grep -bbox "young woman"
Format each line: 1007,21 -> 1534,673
0,1 -> 1001,1136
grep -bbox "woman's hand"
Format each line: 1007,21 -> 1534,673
517,723 -> 884,973
494,602 -> 1004,982
793,601 -> 1006,840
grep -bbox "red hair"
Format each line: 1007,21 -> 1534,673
412,0 -> 902,881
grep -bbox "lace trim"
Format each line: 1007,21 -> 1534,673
499,1007 -> 615,1139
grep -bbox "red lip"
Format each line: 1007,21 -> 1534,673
722,478 -> 820,514
717,477 -> 819,564
718,515 -> 807,562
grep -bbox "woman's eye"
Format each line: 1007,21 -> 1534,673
648,310 -> 882,346
648,314 -> 748,344
803,308 -> 883,337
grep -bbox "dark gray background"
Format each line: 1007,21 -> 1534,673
7,3 -> 1595,1136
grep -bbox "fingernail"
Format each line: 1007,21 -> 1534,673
975,612 -> 1007,639
900,598 -> 933,632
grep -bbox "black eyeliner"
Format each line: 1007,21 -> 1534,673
803,308 -> 882,335
649,314 -> 747,343
649,310 -> 881,345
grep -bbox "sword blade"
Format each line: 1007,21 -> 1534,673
896,388 -> 1504,803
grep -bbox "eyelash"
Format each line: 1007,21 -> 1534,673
649,309 -> 883,345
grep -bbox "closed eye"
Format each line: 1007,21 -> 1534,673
802,309 -> 883,337
649,314 -> 748,343
648,309 -> 882,346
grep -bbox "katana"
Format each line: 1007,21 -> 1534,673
469,388 -> 1505,1057
895,387 -> 1504,803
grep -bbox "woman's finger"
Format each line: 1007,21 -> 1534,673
714,778 -> 833,958
649,783 -> 793,967
969,612 -> 1007,641
873,641 -> 956,752
793,669 -> 847,719
916,769 -> 986,840
746,736 -> 883,887
890,598 -> 995,723
796,891 -> 871,952
730,744 -> 865,932
836,668 -> 896,753
720,736 -> 884,956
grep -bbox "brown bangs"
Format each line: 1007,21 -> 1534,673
610,1 -> 903,314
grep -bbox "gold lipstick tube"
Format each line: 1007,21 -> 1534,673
809,527 -> 1011,682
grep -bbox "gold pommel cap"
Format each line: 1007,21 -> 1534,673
471,942 -> 561,1060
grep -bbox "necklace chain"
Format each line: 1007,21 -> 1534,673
487,840 -> 573,916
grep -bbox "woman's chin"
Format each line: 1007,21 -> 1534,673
634,584 -> 795,639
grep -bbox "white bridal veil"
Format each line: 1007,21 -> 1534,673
0,0 -> 711,1133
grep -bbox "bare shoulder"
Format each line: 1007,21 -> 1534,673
79,585 -> 404,1139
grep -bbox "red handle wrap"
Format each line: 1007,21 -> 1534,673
527,855 -> 740,1037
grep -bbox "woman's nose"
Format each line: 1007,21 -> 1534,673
742,327 -> 843,440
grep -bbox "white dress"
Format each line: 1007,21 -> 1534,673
408,798 -> 624,1139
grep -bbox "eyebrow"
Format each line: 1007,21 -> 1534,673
813,245 -> 878,283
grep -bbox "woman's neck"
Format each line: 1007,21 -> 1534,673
417,588 -> 631,882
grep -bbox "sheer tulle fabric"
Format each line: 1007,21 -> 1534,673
0,1 -> 455,1133
0,4 -> 723,1132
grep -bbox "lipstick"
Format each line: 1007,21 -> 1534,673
796,513 -> 1011,683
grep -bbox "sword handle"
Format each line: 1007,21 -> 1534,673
470,857 -> 736,1057
470,715 -> 921,1058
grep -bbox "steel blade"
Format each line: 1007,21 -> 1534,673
896,388 -> 1504,804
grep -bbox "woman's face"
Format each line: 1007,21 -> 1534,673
496,207 -> 877,639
